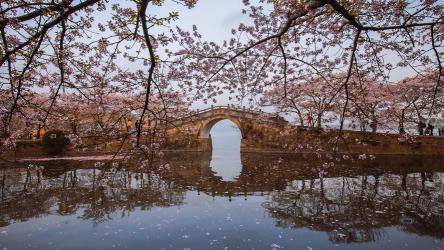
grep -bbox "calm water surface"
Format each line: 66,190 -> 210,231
1,121 -> 443,249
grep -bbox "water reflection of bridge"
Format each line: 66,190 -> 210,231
161,153 -> 443,197
1,153 -> 443,242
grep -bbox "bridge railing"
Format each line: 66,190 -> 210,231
168,105 -> 291,127
167,105 -> 291,126
187,105 -> 264,116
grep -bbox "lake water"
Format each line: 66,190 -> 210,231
1,120 -> 443,249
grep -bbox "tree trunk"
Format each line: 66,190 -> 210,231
399,110 -> 405,134
297,112 -> 304,126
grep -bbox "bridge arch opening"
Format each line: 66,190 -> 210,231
198,117 -> 243,139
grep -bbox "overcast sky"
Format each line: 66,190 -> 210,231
152,0 -> 251,42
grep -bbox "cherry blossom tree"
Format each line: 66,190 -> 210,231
261,74 -> 342,128
348,78 -> 391,133
0,0 -> 195,148
386,69 -> 442,133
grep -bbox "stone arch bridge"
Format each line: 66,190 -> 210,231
166,105 -> 288,152
165,105 -> 444,155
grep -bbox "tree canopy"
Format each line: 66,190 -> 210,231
1,0 -> 443,151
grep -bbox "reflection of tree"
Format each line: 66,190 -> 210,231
79,173 -> 186,225
263,173 -> 444,243
0,153 -> 442,242
0,164 -> 185,227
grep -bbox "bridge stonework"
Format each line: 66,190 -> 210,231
164,106 -> 288,152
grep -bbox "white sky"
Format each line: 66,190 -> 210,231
152,0 -> 251,42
